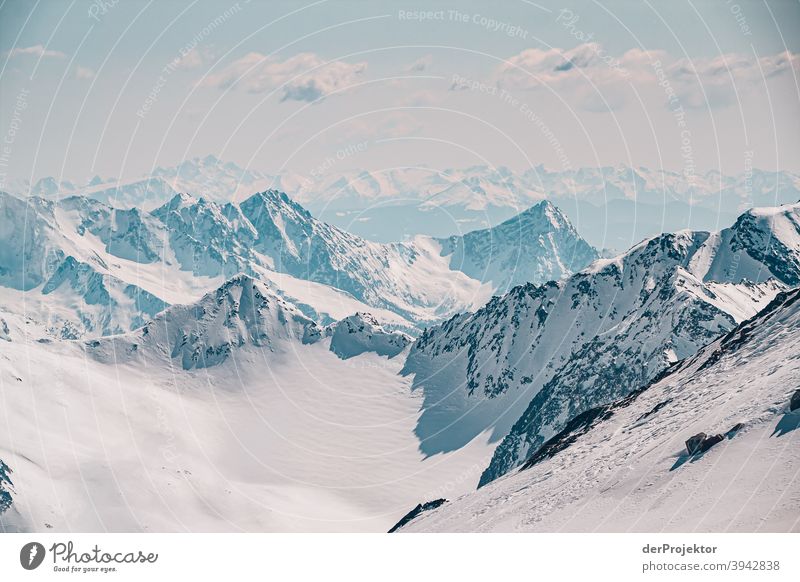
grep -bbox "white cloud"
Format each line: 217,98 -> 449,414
495,44 -> 799,111
72,66 -> 95,80
333,112 -> 423,143
176,48 -> 205,69
174,46 -> 216,70
200,52 -> 367,102
667,51 -> 800,108
496,44 -> 659,91
4,44 -> 67,59
405,55 -> 433,73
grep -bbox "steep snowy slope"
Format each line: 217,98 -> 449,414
404,204 -> 798,479
0,192 -> 172,337
691,202 -> 800,285
438,200 -> 598,293
400,289 -> 800,532
480,204 -> 799,485
0,275 -> 495,533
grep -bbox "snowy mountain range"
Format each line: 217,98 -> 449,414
0,189 -> 596,339
403,202 -> 800,486
1,173 -> 799,532
396,288 -> 800,532
14,156 -> 800,249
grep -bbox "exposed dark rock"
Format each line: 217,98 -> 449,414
726,423 -> 745,437
388,499 -> 447,533
685,432 -> 724,456
0,459 -> 13,514
790,390 -> 800,412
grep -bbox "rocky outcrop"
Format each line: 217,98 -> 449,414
388,499 -> 447,533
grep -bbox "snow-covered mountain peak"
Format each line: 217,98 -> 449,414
90,273 -> 318,369
325,312 -> 411,359
690,201 -> 800,285
438,200 -> 599,292
155,192 -> 200,211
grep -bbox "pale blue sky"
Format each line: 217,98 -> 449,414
1,0 -> 799,186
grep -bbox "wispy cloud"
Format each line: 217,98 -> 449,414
495,44 -> 799,111
200,52 -> 367,102
405,55 -> 433,73
72,66 -> 95,80
668,51 -> 800,108
4,44 -> 67,59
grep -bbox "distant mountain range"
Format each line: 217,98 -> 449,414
13,156 -> 800,250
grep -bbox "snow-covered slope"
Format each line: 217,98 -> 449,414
438,200 -> 599,293
0,192 -> 172,337
399,289 -> 800,532
0,275 -> 495,533
403,204 -> 798,482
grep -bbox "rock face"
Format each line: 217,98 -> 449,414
405,226 -> 784,468
388,499 -> 447,533
0,460 -> 13,514
790,390 -> 800,412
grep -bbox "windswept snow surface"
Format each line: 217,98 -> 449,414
0,276 -> 495,532
399,289 -> 800,532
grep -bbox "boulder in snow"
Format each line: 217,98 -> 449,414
685,432 -> 724,456
790,390 -> 800,412
388,499 -> 447,533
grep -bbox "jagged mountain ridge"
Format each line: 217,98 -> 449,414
480,203 -> 800,485
0,188 -> 597,337
403,203 -> 800,474
438,201 -> 599,293
399,288 -> 800,532
87,274 -> 411,370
